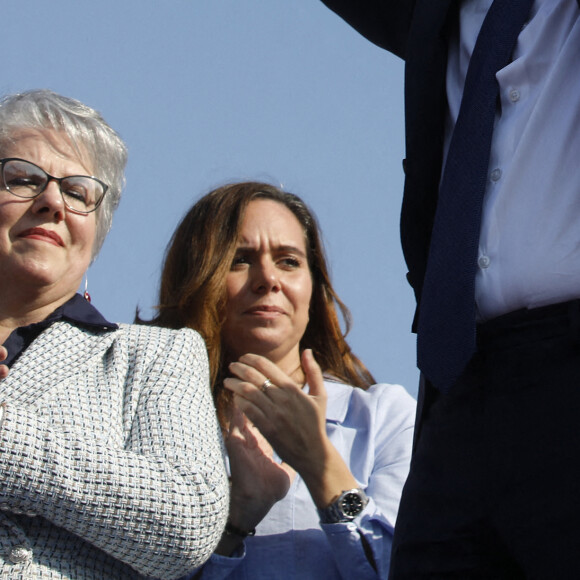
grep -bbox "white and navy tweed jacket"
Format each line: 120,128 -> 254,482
0,321 -> 228,579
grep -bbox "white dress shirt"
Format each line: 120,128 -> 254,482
446,0 -> 580,321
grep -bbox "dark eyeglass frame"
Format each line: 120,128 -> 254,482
0,157 -> 109,215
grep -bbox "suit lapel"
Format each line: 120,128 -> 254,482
1,322 -> 115,406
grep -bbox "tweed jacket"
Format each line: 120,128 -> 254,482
0,321 -> 229,579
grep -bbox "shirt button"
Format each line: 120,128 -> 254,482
490,168 -> 502,182
8,546 -> 32,564
478,256 -> 491,269
509,88 -> 520,102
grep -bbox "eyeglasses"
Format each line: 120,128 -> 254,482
0,157 -> 108,215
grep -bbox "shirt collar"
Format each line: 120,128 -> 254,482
323,380 -> 353,423
2,294 -> 117,369
47,293 -> 118,330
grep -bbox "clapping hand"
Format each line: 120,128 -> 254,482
226,406 -> 296,533
224,349 -> 328,477
225,349 -> 358,509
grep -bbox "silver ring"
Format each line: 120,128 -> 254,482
261,379 -> 273,392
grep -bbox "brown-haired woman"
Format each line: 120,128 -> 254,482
147,182 -> 415,579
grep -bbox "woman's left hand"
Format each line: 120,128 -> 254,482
224,350 -> 358,508
226,406 -> 296,531
225,350 -> 326,474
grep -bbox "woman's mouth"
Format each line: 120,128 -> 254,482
18,227 -> 64,247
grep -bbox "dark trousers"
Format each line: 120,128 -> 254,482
389,300 -> 580,579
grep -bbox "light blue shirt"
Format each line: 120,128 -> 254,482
189,380 -> 415,579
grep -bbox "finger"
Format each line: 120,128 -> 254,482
233,409 -> 273,452
0,365 -> 8,380
228,405 -> 246,436
224,376 -> 277,404
228,361 -> 277,393
280,461 -> 297,482
243,417 -> 275,455
235,354 -> 302,391
227,407 -> 262,452
232,393 -> 272,430
227,362 -> 290,405
0,346 -> 7,362
301,349 -> 326,399
225,380 -> 282,438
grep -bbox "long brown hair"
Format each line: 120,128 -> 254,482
145,182 -> 375,426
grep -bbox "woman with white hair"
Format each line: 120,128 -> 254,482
0,90 -> 228,579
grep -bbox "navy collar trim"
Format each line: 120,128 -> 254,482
48,293 -> 118,331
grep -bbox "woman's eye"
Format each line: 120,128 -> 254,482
231,255 -> 250,268
280,257 -> 301,268
6,176 -> 38,188
63,188 -> 88,202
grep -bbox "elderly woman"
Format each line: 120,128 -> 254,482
147,182 -> 415,579
0,90 -> 228,579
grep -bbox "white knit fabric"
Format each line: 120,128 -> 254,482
0,321 -> 228,579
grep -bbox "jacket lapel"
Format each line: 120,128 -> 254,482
1,322 -> 115,406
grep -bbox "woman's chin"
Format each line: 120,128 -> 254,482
4,261 -> 80,298
228,336 -> 301,366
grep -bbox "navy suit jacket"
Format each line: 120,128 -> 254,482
322,0 -> 580,325
321,0 -> 580,438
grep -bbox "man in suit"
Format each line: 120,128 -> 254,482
320,1 -> 580,577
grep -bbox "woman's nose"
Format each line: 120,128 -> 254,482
252,262 -> 280,292
30,180 -> 65,221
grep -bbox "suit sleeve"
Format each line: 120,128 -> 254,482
320,0 -> 416,57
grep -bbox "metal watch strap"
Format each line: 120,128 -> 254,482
317,488 -> 369,524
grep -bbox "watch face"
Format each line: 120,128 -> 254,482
340,492 -> 365,517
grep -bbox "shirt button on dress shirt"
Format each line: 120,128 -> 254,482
490,168 -> 502,181
478,255 -> 491,269
509,88 -> 521,102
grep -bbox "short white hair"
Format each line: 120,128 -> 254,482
0,89 -> 128,256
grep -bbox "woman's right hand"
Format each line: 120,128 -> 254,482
216,407 -> 295,556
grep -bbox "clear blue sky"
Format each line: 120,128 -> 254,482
4,1 -> 418,397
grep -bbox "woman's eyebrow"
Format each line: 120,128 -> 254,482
235,243 -> 307,257
274,244 -> 307,257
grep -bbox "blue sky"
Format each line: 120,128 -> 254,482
4,1 -> 418,397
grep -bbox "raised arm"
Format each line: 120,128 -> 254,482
320,0 -> 415,56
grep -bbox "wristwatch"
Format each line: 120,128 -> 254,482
318,488 -> 369,523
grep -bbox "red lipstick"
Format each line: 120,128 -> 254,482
18,227 -> 64,247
